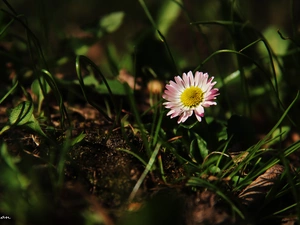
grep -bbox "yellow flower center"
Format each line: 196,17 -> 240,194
180,86 -> 204,108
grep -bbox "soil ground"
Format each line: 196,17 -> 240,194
1,100 -> 299,225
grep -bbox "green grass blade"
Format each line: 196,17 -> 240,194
190,20 -> 245,27
195,48 -> 296,125
0,18 -> 14,36
1,5 -> 69,128
41,69 -> 70,127
233,92 -> 299,189
128,142 -> 161,202
156,0 -> 182,35
124,84 -> 151,157
0,81 -> 18,104
152,109 -> 164,147
187,177 -> 244,219
75,55 -> 115,123
117,148 -> 147,167
138,0 -> 178,74
256,91 -> 299,148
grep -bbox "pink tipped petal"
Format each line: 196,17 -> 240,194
168,108 -> 181,117
164,89 -> 178,97
195,105 -> 204,115
202,101 -> 217,107
177,114 -> 186,124
209,88 -> 219,94
194,71 -> 201,86
195,113 -> 203,122
199,73 -> 208,88
194,106 -> 205,121
207,76 -> 214,84
174,76 -> 184,90
166,84 -> 180,93
182,73 -> 190,87
174,75 -> 183,84
187,71 -> 194,85
178,110 -> 193,124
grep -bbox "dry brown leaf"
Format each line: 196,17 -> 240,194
238,164 -> 284,206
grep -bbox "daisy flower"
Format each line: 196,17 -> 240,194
162,71 -> 219,124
